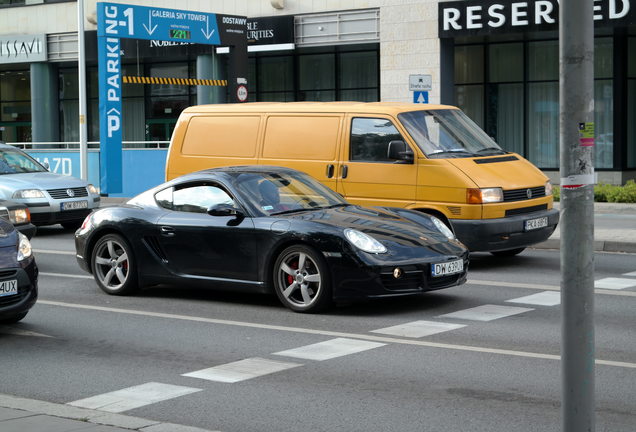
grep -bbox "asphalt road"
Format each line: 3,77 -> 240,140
1,225 -> 635,432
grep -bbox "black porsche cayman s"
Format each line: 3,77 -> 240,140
75,166 -> 468,313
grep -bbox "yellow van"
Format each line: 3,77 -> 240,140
166,102 -> 558,256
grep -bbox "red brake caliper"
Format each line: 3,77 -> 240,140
286,259 -> 298,285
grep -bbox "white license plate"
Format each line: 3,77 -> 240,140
525,216 -> 548,231
0,279 -> 18,297
431,259 -> 464,277
61,200 -> 88,211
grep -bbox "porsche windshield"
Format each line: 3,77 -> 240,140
0,147 -> 47,174
398,109 -> 507,158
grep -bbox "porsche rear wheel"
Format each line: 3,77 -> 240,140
91,233 -> 138,295
273,245 -> 332,313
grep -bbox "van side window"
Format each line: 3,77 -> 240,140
350,118 -> 405,162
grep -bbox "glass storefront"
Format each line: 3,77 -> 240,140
454,36 -> 617,170
0,70 -> 31,142
628,36 -> 636,169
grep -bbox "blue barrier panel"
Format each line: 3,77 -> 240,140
27,149 -> 167,198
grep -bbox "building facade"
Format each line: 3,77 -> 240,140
0,0 -> 634,184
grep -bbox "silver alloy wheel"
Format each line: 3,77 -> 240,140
277,251 -> 322,308
93,238 -> 129,290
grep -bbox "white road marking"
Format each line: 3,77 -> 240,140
595,278 -> 636,290
273,337 -> 385,361
0,327 -> 54,338
438,304 -> 534,321
37,300 -> 636,370
506,291 -> 561,306
39,272 -> 93,280
183,357 -> 301,383
623,271 -> 636,277
34,249 -> 76,255
370,320 -> 465,338
468,279 -> 636,297
67,382 -> 201,413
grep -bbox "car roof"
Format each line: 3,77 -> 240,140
182,101 -> 458,116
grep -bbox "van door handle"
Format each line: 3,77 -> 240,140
160,226 -> 175,237
341,165 -> 348,179
326,164 -> 335,178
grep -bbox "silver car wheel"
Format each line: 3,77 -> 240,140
94,238 -> 129,290
277,250 -> 322,308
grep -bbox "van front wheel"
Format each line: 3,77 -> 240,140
491,247 -> 526,257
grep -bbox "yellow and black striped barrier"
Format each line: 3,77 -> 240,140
122,76 -> 227,86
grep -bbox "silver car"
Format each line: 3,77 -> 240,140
0,143 -> 100,230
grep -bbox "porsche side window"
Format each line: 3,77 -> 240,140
350,118 -> 405,162
155,187 -> 174,210
172,184 -> 235,213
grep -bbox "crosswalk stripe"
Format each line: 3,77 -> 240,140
34,249 -> 76,255
623,271 -> 636,277
273,337 -> 385,361
182,357 -> 301,383
370,321 -> 465,338
506,291 -> 561,306
67,382 -> 201,413
594,277 -> 636,290
40,272 -> 93,279
438,304 -> 534,321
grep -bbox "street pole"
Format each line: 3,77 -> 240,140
559,0 -> 595,431
78,0 -> 88,181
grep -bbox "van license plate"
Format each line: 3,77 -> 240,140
431,259 -> 464,277
61,200 -> 88,211
0,280 -> 18,297
525,216 -> 548,231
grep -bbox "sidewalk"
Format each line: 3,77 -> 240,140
0,394 -> 218,432
534,202 -> 636,253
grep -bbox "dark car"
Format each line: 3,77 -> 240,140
75,166 -> 468,313
0,199 -> 37,239
0,218 -> 38,324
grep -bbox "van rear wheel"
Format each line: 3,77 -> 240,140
491,247 -> 526,257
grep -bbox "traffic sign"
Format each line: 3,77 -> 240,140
413,91 -> 429,104
409,74 -> 432,91
237,85 -> 248,102
97,3 -> 221,45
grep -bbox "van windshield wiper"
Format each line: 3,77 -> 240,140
476,147 -> 506,155
427,149 -> 476,158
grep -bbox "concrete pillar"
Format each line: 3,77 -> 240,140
196,53 -> 226,105
30,62 -> 59,143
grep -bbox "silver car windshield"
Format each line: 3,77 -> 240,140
398,109 -> 507,159
0,148 -> 47,174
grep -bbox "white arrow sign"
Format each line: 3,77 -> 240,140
142,11 -> 157,36
201,16 -> 215,40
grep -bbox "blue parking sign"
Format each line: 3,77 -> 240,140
413,91 -> 429,103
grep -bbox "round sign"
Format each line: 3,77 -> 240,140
237,85 -> 248,102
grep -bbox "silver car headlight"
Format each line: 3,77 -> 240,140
9,208 -> 30,224
344,228 -> 387,254
17,232 -> 33,261
87,184 -> 99,195
430,216 -> 455,240
13,189 -> 45,199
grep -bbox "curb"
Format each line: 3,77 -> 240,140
532,238 -> 636,254
0,394 -> 219,432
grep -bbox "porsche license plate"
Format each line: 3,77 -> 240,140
0,280 -> 18,297
61,200 -> 88,211
524,216 -> 548,231
431,259 -> 464,277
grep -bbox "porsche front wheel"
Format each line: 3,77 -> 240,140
273,245 -> 332,313
91,233 -> 138,295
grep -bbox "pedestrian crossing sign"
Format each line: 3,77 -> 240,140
413,91 -> 429,104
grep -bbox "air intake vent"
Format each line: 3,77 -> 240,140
474,155 -> 519,164
47,187 -> 88,199
447,206 -> 461,216
144,236 -> 168,263
505,204 -> 548,217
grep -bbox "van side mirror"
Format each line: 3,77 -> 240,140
387,140 -> 414,163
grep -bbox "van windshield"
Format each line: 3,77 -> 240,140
398,109 -> 507,159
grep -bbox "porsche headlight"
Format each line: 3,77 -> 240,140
344,228 -> 387,254
87,184 -> 99,195
13,189 -> 45,199
9,208 -> 30,224
17,232 -> 33,261
430,216 -> 455,240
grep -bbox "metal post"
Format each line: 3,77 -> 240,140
78,0 -> 88,181
559,0 -> 595,431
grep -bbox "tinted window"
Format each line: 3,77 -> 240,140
350,118 -> 404,162
156,184 -> 235,213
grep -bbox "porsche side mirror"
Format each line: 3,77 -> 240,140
207,203 -> 244,218
387,140 -> 414,163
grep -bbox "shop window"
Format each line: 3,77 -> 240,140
489,43 -> 522,83
627,38 -> 636,168
338,51 -> 378,101
527,82 -> 559,168
299,53 -> 335,101
455,85 -> 484,128
487,83 -> 523,155
454,45 -> 483,84
257,56 -> 294,101
528,41 -> 558,81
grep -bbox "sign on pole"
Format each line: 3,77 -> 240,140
413,91 -> 429,104
96,2 -> 247,194
409,74 -> 432,92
